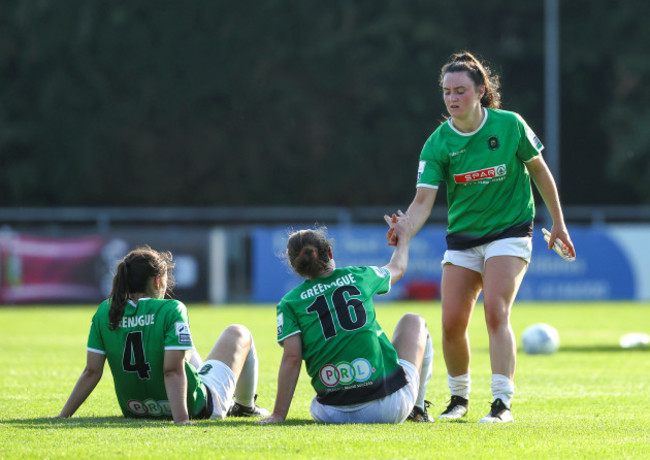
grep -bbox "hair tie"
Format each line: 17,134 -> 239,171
298,249 -> 306,257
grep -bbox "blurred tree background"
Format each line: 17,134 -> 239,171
0,0 -> 648,207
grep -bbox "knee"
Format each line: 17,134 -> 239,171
441,312 -> 468,340
441,320 -> 466,341
222,324 -> 252,346
483,305 -> 509,333
398,313 -> 427,333
394,313 -> 428,342
403,312 -> 426,326
224,323 -> 250,335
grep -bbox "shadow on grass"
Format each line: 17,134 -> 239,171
514,345 -> 649,354
2,416 -> 317,429
559,345 -> 649,353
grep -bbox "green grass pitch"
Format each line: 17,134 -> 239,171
1,302 -> 649,459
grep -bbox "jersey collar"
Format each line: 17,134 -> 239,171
126,297 -> 153,314
447,107 -> 488,136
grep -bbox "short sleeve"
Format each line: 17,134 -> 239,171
417,137 -> 445,188
86,316 -> 105,354
367,266 -> 392,296
164,301 -> 194,350
515,113 -> 544,162
277,300 -> 300,344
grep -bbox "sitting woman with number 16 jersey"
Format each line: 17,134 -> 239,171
258,216 -> 434,425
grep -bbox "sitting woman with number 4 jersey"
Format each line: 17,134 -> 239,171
257,214 -> 434,424
56,245 -> 268,424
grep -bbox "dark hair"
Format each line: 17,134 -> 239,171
286,226 -> 333,279
439,51 -> 501,109
108,245 -> 175,330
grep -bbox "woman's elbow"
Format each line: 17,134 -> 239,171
391,270 -> 405,285
387,263 -> 406,284
82,366 -> 103,382
283,353 -> 303,369
163,367 -> 184,379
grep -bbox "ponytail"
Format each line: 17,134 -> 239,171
107,245 -> 175,330
293,245 -> 320,278
108,261 -> 130,330
286,227 -> 333,279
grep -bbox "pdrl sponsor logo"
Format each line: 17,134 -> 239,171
319,358 -> 374,387
454,164 -> 506,183
127,399 -> 172,416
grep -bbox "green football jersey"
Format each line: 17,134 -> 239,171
87,298 -> 208,418
417,108 -> 542,246
276,266 -> 408,406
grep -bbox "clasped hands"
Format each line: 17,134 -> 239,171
383,210 -> 411,246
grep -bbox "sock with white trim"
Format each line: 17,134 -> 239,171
447,372 -> 471,400
491,374 -> 514,408
415,333 -> 434,410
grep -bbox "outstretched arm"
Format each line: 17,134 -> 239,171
57,351 -> 105,418
384,211 -> 412,284
257,334 -> 303,424
387,187 -> 437,246
525,155 -> 576,258
164,349 -> 193,424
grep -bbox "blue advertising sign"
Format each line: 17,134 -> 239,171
520,226 -> 634,300
251,225 -> 448,303
251,225 -> 636,302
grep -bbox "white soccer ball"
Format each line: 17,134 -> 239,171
521,323 -> 560,355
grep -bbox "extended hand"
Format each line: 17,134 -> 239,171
174,419 -> 196,426
256,413 -> 286,424
384,213 -> 399,246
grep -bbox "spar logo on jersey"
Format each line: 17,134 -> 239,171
454,164 -> 506,184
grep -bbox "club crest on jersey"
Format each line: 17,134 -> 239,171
488,135 -> 499,150
454,164 -> 506,183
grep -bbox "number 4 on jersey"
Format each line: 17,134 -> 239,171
122,331 -> 151,379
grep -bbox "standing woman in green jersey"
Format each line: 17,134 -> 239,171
386,51 -> 576,423
258,215 -> 435,424
56,246 -> 268,424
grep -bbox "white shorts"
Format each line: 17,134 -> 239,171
198,359 -> 236,420
309,359 -> 419,424
442,237 -> 532,274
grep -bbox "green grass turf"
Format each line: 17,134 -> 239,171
1,302 -> 649,459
